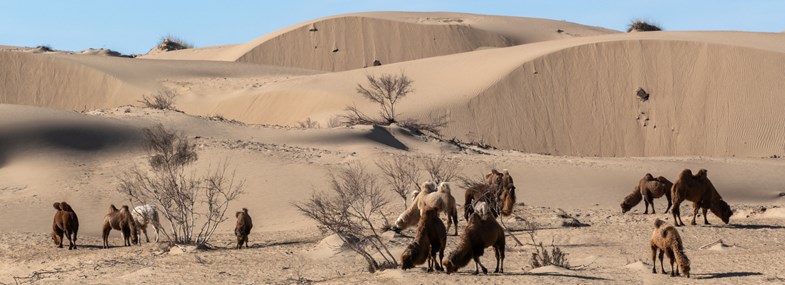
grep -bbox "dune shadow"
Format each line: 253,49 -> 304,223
0,122 -> 140,165
364,125 -> 408,151
698,271 -> 762,279
726,224 -> 785,230
249,238 -> 318,249
526,272 -> 609,281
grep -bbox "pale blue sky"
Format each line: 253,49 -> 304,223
2,1 -> 784,55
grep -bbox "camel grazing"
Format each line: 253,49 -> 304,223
392,181 -> 459,236
442,211 -> 505,274
51,202 -> 79,250
650,219 -> 690,277
131,204 -> 162,243
464,169 -> 517,220
102,205 -> 139,248
621,173 -> 673,214
670,169 -> 733,226
235,208 -> 253,249
400,206 -> 447,272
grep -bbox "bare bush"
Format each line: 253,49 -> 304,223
118,124 -> 245,246
157,35 -> 194,51
398,113 -> 449,136
422,156 -> 462,183
627,20 -> 662,32
525,221 -> 570,269
297,117 -> 320,129
139,89 -> 176,110
294,163 -> 398,272
355,73 -> 413,124
375,156 -> 420,209
327,115 -> 345,128
341,73 -> 448,135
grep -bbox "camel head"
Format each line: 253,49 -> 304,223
442,252 -> 459,274
681,261 -> 691,278
51,232 -> 60,245
400,243 -> 420,270
718,199 -> 733,224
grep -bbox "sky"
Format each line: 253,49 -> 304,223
2,1 -> 784,55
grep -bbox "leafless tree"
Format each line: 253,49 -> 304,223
375,156 -> 420,209
422,156 -> 462,183
294,163 -> 398,272
139,89 -> 176,110
355,73 -> 413,124
117,124 -> 244,246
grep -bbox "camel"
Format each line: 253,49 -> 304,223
621,173 -> 673,214
400,206 -> 447,272
670,169 -> 733,226
131,204 -> 162,243
464,169 -> 517,220
235,208 -> 253,249
650,219 -> 690,277
392,181 -> 459,236
51,202 -> 79,250
442,211 -> 505,274
102,205 -> 139,248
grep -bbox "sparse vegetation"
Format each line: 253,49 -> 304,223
297,117 -> 320,129
375,156 -> 420,209
155,35 -> 194,52
139,89 -> 176,110
294,163 -> 398,272
525,221 -> 570,269
341,73 -> 447,135
35,45 -> 53,52
118,125 -> 245,246
422,156 -> 462,183
627,20 -> 662,32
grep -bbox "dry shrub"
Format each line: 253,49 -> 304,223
139,89 -> 176,110
422,156 -> 462,183
294,163 -> 398,272
342,73 -> 447,135
297,117 -> 320,129
525,221 -> 570,269
375,156 -> 420,209
627,20 -> 662,32
157,35 -> 194,51
118,124 -> 245,246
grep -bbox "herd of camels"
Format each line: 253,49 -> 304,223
49,167 -> 731,277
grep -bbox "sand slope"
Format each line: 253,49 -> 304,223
3,16 -> 785,157
142,12 -> 616,71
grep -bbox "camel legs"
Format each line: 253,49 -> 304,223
473,255 -> 488,275
102,227 -> 111,248
494,245 -> 505,273
451,209 -> 459,236
651,246 -> 657,273
437,247 -> 445,272
141,225 -> 150,243
664,193 -> 673,214
690,202 -> 700,225
702,208 -> 711,225
671,201 -> 685,226
644,192 -> 653,214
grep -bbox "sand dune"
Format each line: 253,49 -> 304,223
142,12 -> 616,71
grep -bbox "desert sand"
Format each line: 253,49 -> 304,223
1,11 -> 785,284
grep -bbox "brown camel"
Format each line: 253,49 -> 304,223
51,202 -> 79,250
621,173 -> 673,214
102,205 -> 139,248
670,169 -> 733,226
